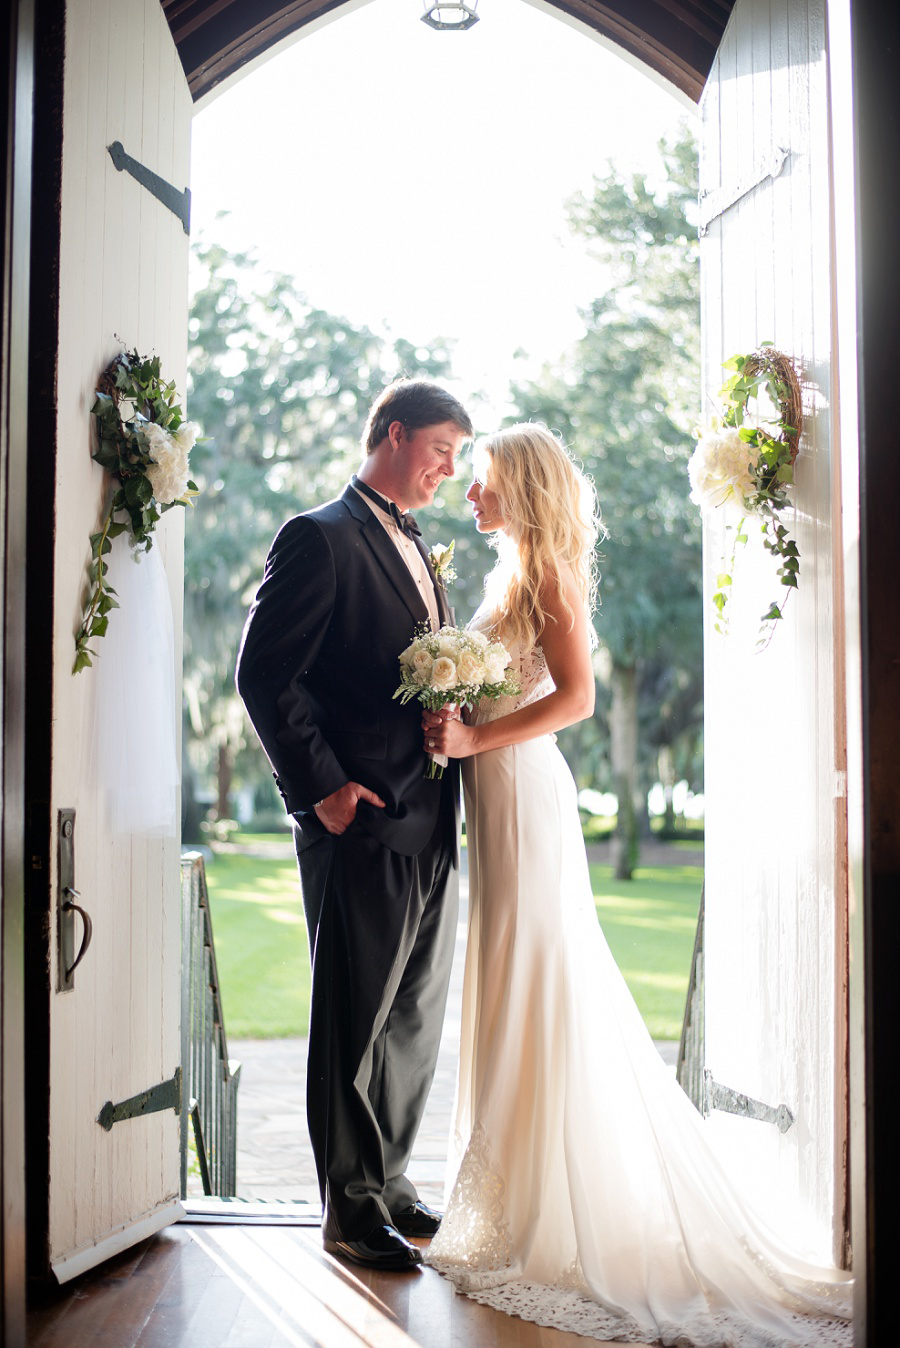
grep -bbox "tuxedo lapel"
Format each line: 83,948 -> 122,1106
414,536 -> 452,627
341,485 -> 430,628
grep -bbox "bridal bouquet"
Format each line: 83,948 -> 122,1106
394,624 -> 520,778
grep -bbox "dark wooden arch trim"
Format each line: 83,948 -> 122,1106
848,1 -> 900,1339
1,0 -> 31,1340
161,0 -> 734,104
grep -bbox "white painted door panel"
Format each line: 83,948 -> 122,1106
699,0 -> 846,1265
48,0 -> 189,1280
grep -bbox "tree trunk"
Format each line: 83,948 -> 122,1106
216,741 -> 233,821
610,660 -> 639,880
658,742 -> 676,832
180,743 -> 206,844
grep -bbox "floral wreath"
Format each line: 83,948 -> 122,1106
74,349 -> 200,673
688,345 -> 802,646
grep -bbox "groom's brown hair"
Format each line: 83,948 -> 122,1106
363,378 -> 473,454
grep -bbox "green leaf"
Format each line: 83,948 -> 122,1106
761,603 -> 782,622
89,615 -> 109,637
715,573 -> 732,588
72,649 -> 93,674
124,474 -> 143,506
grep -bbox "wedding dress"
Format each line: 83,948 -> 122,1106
425,618 -> 852,1348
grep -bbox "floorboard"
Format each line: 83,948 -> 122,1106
27,1224 -> 652,1347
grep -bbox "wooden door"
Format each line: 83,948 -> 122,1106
35,0 -> 191,1283
699,0 -> 848,1266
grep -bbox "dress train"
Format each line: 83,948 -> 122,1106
425,634 -> 852,1348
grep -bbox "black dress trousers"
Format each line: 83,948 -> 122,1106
297,787 -> 458,1241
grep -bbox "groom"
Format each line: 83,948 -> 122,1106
236,379 -> 472,1271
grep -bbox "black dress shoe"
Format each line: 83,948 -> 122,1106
324,1224 -> 423,1271
392,1201 -> 443,1237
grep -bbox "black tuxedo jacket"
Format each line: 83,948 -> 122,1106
236,484 -> 457,857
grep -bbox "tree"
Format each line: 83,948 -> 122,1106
511,129 -> 702,877
184,241 -> 466,830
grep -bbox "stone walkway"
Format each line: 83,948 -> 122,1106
212,851 -> 681,1205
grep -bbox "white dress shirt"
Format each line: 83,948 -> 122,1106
351,483 -> 440,632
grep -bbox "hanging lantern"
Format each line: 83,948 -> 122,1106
421,0 -> 480,30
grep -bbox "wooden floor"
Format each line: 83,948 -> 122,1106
26,1223 -> 650,1347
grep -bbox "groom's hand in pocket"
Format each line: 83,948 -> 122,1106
314,782 -> 385,835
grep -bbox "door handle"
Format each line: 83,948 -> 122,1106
58,808 -> 93,990
62,887 -> 93,980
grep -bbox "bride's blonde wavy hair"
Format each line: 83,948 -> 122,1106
475,423 -> 601,650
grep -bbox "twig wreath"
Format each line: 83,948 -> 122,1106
74,350 -> 200,673
687,345 -> 802,646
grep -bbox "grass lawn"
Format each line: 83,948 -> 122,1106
205,843 -> 703,1043
204,851 -> 310,1039
591,863 -> 703,1040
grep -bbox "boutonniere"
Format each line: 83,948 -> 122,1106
428,540 -> 457,589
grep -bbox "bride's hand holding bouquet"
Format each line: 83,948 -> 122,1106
393,624 -> 519,777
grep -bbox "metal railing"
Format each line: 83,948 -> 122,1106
676,884 -> 795,1133
181,852 -> 241,1197
676,884 -> 705,1112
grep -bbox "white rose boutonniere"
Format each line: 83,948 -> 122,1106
428,540 -> 457,588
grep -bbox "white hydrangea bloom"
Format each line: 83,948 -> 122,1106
687,421 -> 757,513
142,420 -> 196,505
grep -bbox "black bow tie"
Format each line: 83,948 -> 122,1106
353,477 -> 421,538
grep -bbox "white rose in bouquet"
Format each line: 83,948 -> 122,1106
431,657 -> 458,690
484,643 -> 512,684
412,649 -> 434,681
457,650 -> 485,685
688,421 -> 757,513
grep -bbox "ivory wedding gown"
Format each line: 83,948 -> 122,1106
426,624 -> 853,1348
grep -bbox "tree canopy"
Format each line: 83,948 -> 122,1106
511,128 -> 702,871
183,132 -> 703,854
183,242 -> 464,830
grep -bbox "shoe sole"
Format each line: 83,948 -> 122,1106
323,1239 -> 423,1272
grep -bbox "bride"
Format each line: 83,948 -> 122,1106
420,424 -> 852,1348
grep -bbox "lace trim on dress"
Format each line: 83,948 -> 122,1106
426,1126 -> 852,1345
452,1283 -> 853,1348
426,1124 -> 513,1290
467,608 -> 554,724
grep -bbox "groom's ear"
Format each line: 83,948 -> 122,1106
387,419 -> 406,450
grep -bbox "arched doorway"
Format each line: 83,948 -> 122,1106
4,0 -> 897,1341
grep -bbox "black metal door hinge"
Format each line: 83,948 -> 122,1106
98,1066 -> 181,1132
107,141 -> 191,234
704,1069 -> 795,1132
